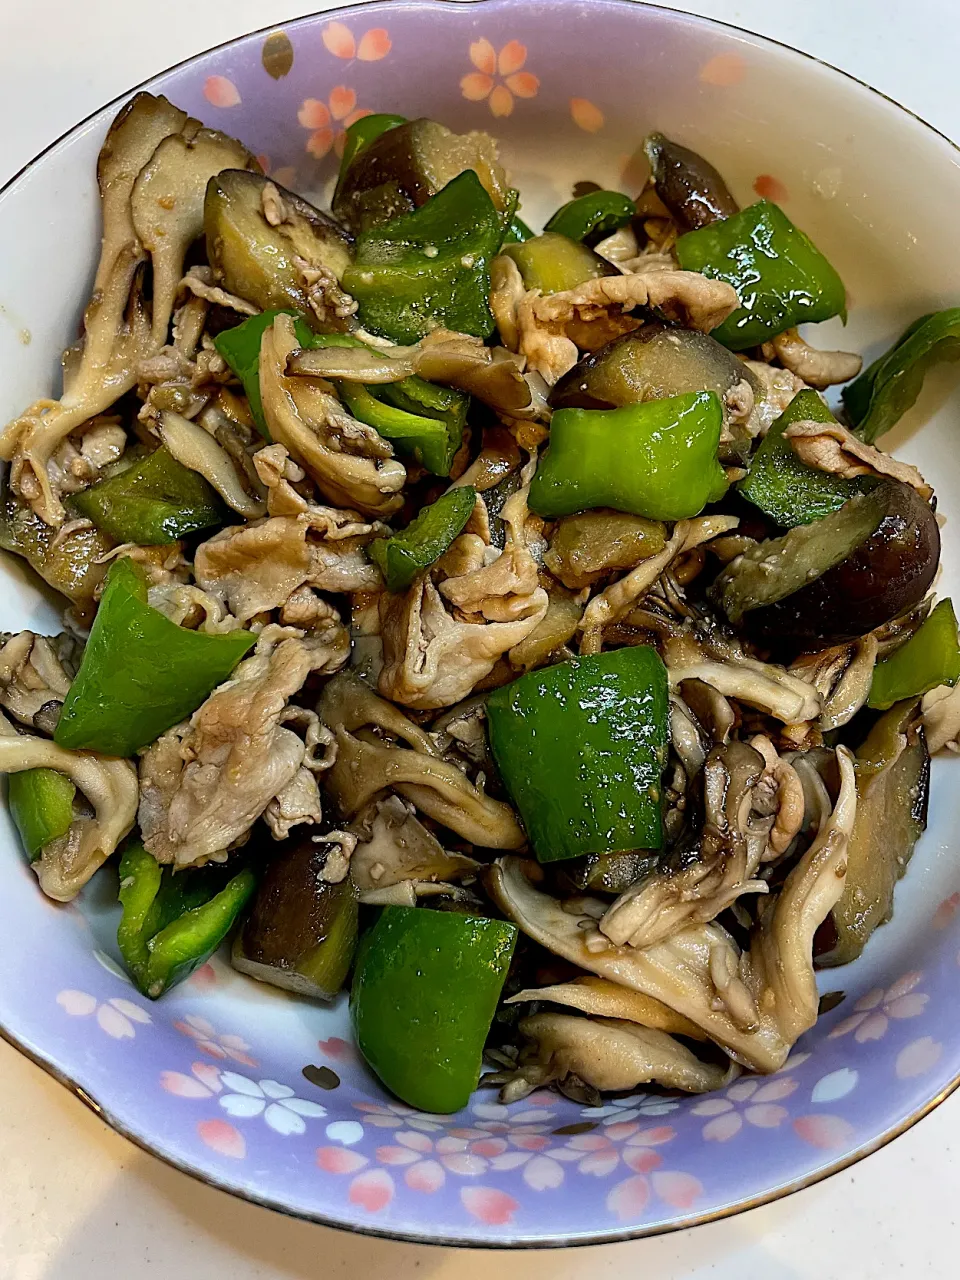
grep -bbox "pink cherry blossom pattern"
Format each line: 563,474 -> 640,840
203,76 -> 241,109
348,1168 -> 394,1213
173,1013 -> 257,1067
691,1076 -> 798,1142
896,1036 -> 943,1079
828,973 -> 928,1043
461,1185 -> 519,1225
57,990 -> 151,1040
298,88 -> 371,160
353,1100 -> 447,1132
605,1165 -> 705,1223
197,1118 -> 246,1159
793,1114 -> 856,1150
317,1146 -> 368,1175
699,52 -> 747,87
160,1061 -> 223,1099
318,1036 -> 358,1063
570,98 -> 604,133
754,174 -> 789,202
321,21 -> 392,62
932,892 -> 960,929
460,39 -> 539,118
556,1123 -> 676,1181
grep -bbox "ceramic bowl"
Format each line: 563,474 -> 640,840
2,0 -> 960,1248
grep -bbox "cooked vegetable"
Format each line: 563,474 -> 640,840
504,231 -> 616,294
333,117 -> 508,232
843,308 -> 960,442
818,700 -> 929,966
350,905 -> 516,1112
232,838 -> 358,998
337,382 -> 461,477
118,841 -> 257,997
715,480 -> 939,649
503,214 -> 534,244
549,322 -> 756,411
8,768 -> 76,861
369,485 -> 476,592
529,391 -> 728,520
738,388 -> 867,527
676,200 -> 847,350
1,488 -> 112,612
558,851 -> 661,895
869,599 -> 960,709
55,557 -> 255,757
544,510 -> 666,589
205,169 -> 353,320
643,132 -> 739,230
545,191 -> 636,245
487,646 -> 669,863
214,309 -> 312,435
71,446 -> 224,544
335,112 -> 407,204
342,171 -> 502,343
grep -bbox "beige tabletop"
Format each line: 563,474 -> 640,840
2,1 -> 960,1276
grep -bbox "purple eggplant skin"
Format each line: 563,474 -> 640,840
717,480 -> 940,652
643,133 -> 740,231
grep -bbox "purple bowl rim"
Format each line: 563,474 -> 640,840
2,0 -> 960,1249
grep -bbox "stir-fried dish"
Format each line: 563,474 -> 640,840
3,96 -> 959,1113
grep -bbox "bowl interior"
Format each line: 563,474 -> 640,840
2,0 -> 960,1247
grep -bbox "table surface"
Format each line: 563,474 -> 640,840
2,0 -> 959,1275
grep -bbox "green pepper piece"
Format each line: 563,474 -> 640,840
338,382 -> 460,476
502,214 -> 534,244
545,190 -> 636,245
504,232 -> 614,294
55,557 -> 255,757
118,842 -> 256,998
843,308 -> 960,443
675,200 -> 847,351
529,390 -> 728,520
342,170 -> 502,343
70,446 -> 224,545
350,906 -> 516,1112
738,389 -> 869,527
335,113 -> 407,202
369,486 -> 477,592
487,645 -> 670,863
214,309 -> 313,436
868,599 -> 960,710
377,376 -> 468,463
8,768 -> 76,861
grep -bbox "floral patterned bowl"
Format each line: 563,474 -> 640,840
2,0 -> 960,1248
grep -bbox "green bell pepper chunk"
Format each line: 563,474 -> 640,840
843,309 -> 960,443
502,214 -> 534,244
738,389 -> 869,527
118,842 -> 256,998
8,768 -> 75,861
214,309 -> 313,437
545,190 -> 636,244
342,170 -> 501,343
70,446 -> 224,545
369,485 -> 476,592
487,645 -> 670,863
55,557 -> 255,757
335,113 -> 407,202
306,331 -> 468,475
675,200 -> 847,351
351,906 -> 516,1113
338,382 -> 461,476
868,599 -> 960,710
529,390 -> 728,520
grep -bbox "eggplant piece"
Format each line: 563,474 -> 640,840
556,851 -> 660,896
1,488 -> 112,615
332,118 -> 509,232
205,170 -> 353,322
504,232 -> 616,295
543,509 -> 666,590
713,480 -> 939,651
549,323 -> 758,411
643,133 -> 739,231
818,700 -> 929,967
231,838 -> 358,999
